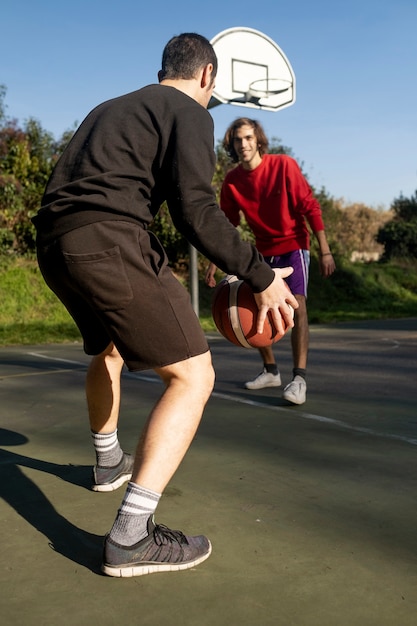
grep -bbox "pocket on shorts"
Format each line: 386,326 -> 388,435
140,229 -> 169,276
62,245 -> 133,311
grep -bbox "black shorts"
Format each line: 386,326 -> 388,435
36,221 -> 209,371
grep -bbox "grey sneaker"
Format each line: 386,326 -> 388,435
102,516 -> 212,577
92,452 -> 134,492
245,368 -> 281,390
283,375 -> 307,405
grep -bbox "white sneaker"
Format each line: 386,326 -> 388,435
245,368 -> 281,390
283,375 -> 307,405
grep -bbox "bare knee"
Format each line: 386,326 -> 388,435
92,342 -> 124,372
294,295 -> 307,321
157,351 -> 215,398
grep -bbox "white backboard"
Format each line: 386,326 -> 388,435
209,27 -> 296,112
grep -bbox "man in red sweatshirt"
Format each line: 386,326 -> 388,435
206,117 -> 335,405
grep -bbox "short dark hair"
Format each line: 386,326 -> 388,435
223,118 -> 269,163
160,33 -> 218,81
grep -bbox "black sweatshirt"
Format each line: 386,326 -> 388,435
33,84 -> 274,293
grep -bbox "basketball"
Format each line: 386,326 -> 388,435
211,275 -> 293,349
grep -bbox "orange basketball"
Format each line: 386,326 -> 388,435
211,275 -> 293,348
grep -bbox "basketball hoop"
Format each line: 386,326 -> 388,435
208,27 -> 296,111
245,78 -> 292,104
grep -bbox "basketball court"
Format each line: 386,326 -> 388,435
1,318 -> 416,625
2,26 -> 416,626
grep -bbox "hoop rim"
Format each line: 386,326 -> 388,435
247,78 -> 292,98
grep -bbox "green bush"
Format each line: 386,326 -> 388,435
0,255 -> 416,345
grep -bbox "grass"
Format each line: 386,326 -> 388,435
0,256 -> 80,345
0,255 -> 416,346
306,256 -> 417,323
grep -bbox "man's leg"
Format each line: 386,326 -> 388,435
86,342 -> 124,433
291,295 -> 309,370
103,350 -> 215,577
245,344 -> 281,390
283,294 -> 308,404
258,345 -> 276,368
131,350 -> 214,492
256,295 -> 309,373
86,343 -> 133,492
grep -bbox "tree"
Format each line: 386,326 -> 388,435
0,84 -> 7,123
377,191 -> 417,260
0,86 -> 74,254
317,199 -> 391,262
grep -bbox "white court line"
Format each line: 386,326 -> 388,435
28,352 -> 86,366
212,392 -> 417,447
27,352 -> 417,447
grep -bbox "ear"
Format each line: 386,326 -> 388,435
157,70 -> 165,83
200,63 -> 214,89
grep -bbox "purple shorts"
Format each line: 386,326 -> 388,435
266,249 -> 310,297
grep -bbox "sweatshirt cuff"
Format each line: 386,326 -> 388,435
246,262 -> 275,293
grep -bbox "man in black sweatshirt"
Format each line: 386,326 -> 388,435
33,32 -> 297,577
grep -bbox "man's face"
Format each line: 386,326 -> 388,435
233,125 -> 261,169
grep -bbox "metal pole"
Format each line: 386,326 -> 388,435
189,243 -> 199,317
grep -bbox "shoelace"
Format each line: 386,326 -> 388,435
153,524 -> 189,546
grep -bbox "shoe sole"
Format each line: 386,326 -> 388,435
102,541 -> 212,577
245,381 -> 281,390
91,472 -> 132,492
282,392 -> 306,405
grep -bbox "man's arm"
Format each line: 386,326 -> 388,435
314,230 -> 336,278
205,262 -> 218,288
286,159 -> 336,279
167,106 -> 273,292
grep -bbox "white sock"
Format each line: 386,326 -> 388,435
109,482 -> 161,545
91,429 -> 123,467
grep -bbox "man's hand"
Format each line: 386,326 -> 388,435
205,263 -> 217,288
319,253 -> 336,278
253,267 -> 298,335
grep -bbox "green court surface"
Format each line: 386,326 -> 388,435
1,319 -> 416,626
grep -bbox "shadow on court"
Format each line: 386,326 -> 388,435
0,318 -> 416,626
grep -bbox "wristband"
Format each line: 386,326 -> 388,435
321,252 -> 333,257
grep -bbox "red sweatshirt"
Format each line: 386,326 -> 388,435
220,154 -> 325,256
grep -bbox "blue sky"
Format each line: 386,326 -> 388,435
2,0 -> 417,208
